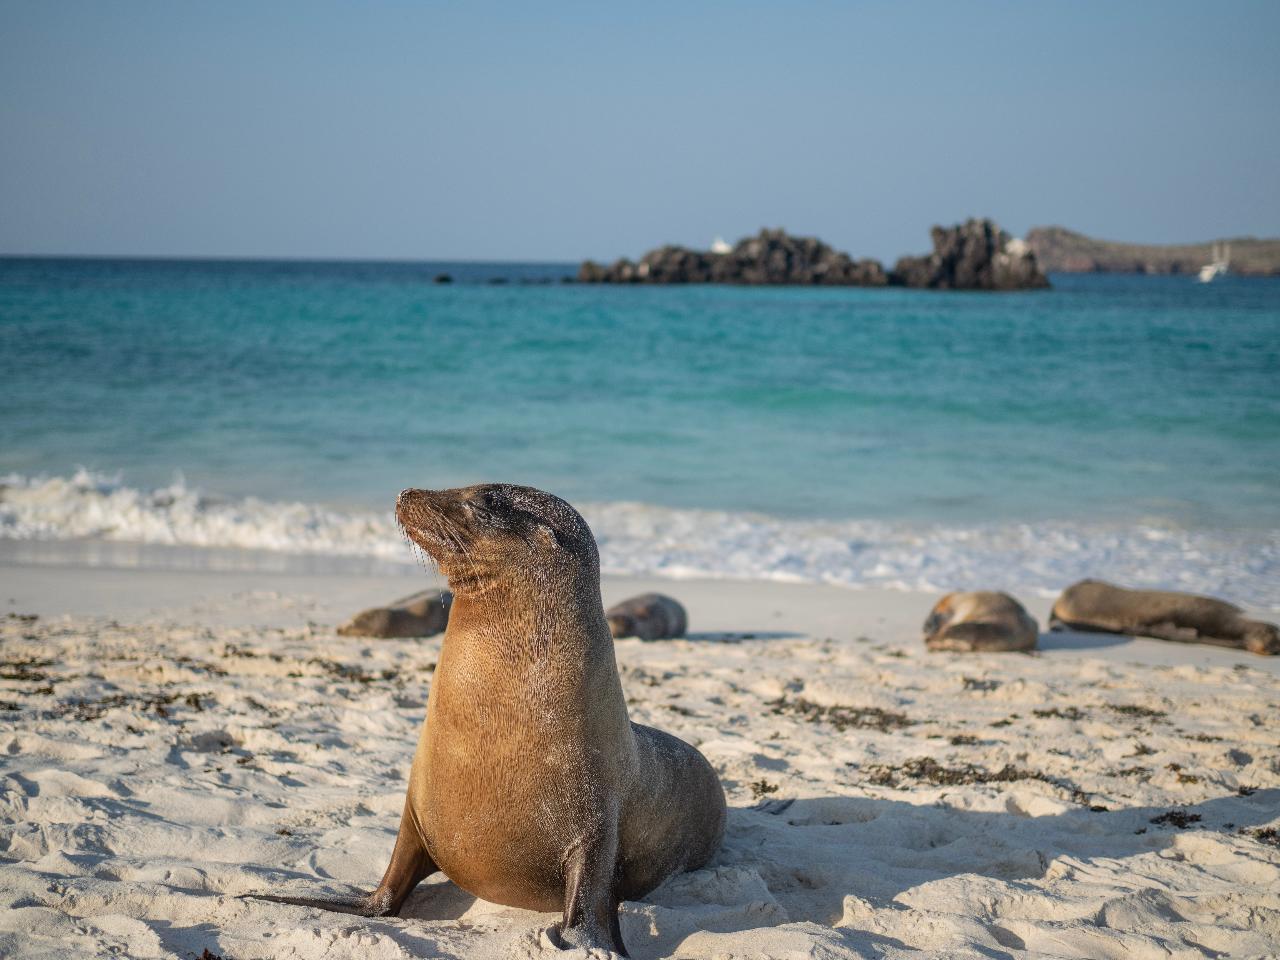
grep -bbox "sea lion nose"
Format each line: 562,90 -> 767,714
396,488 -> 432,518
398,487 -> 437,506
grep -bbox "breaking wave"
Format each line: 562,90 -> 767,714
3,470 -> 1277,611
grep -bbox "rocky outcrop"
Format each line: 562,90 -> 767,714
889,219 -> 1049,290
578,229 -> 887,287
711,230 -> 887,286
579,221 -> 1047,290
1025,226 -> 1280,276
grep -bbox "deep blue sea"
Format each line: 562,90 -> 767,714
2,258 -> 1278,607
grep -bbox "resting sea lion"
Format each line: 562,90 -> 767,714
1050,579 -> 1280,655
336,589 -> 451,638
254,484 -> 726,955
923,591 -> 1039,652
605,593 -> 687,640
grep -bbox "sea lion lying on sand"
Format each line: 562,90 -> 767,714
1050,580 -> 1280,655
923,591 -> 1039,652
336,589 -> 451,638
605,592 -> 688,640
253,484 -> 726,955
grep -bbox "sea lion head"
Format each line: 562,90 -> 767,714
337,607 -> 400,637
1243,620 -> 1280,656
396,484 -> 599,595
921,592 -> 958,645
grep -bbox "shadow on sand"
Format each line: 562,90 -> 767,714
1036,628 -> 1132,651
683,630 -> 806,643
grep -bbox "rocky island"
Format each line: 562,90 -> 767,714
1025,226 -> 1280,276
579,218 -> 1049,291
889,219 -> 1049,291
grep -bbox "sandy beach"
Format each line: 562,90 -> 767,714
2,559 -> 1277,959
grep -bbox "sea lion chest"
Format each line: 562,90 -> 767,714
409,630 -> 627,911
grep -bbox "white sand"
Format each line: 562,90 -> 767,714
2,562 -> 1278,959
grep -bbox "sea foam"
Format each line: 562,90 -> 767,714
2,470 -> 1277,611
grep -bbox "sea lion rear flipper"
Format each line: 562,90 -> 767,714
557,825 -> 627,956
247,801 -> 436,917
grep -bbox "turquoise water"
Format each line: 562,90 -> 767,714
2,258 -> 1278,605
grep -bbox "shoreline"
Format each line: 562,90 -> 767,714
4,469 -> 1278,613
5,558 -> 1279,676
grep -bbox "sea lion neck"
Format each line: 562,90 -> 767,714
444,570 -> 609,658
441,558 -> 595,601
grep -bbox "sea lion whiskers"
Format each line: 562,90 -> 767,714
398,522 -> 435,579
397,492 -> 490,595
429,506 -> 493,597
397,516 -> 448,591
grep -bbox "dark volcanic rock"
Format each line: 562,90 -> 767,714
714,230 -> 887,286
578,229 -> 887,287
579,222 -> 1045,289
889,219 -> 1049,290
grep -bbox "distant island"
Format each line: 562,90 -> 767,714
1025,226 -> 1280,276
579,218 -> 1050,291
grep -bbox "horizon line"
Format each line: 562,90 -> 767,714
0,252 -> 584,266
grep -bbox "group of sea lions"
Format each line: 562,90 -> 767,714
924,582 -> 1280,656
257,483 -> 1276,956
343,567 -> 1278,661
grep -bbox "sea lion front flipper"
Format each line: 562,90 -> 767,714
248,800 -> 437,917
557,824 -> 627,956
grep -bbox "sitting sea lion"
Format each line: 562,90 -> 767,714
923,591 -> 1039,652
336,589 -> 452,638
605,592 -> 687,640
1050,579 -> 1280,655
253,484 -> 726,955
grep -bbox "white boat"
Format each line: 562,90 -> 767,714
710,236 -> 732,255
1197,242 -> 1229,283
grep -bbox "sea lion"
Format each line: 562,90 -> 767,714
923,591 -> 1039,652
254,484 -> 726,955
605,593 -> 687,641
1050,579 -> 1280,655
336,589 -> 451,638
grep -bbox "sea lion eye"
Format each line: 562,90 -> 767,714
536,523 -> 574,551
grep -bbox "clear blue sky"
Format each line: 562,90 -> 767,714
2,1 -> 1277,262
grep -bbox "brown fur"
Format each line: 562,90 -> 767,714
336,589 -> 451,638
252,484 -> 725,955
605,593 -> 688,640
1050,580 -> 1279,655
923,591 -> 1039,652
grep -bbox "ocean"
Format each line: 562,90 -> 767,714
2,257 -> 1278,608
